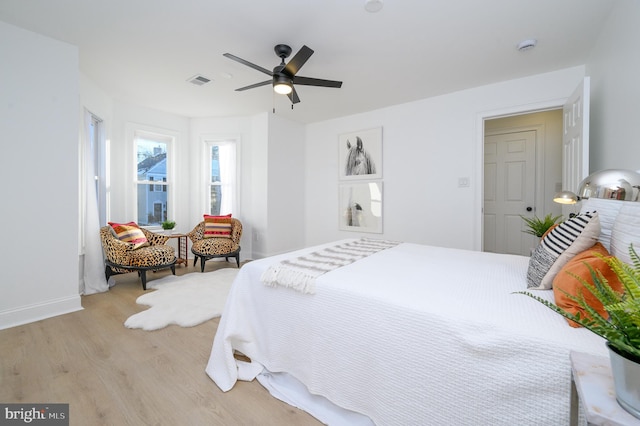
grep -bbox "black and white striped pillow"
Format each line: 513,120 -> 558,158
527,211 -> 600,290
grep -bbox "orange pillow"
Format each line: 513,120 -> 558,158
552,242 -> 623,327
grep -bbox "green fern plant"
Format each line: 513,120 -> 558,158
516,244 -> 640,360
521,213 -> 563,238
161,220 -> 176,230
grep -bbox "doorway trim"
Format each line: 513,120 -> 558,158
474,97 -> 568,251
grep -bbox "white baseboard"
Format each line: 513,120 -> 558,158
0,295 -> 83,330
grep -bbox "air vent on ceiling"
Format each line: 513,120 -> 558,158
187,75 -> 212,86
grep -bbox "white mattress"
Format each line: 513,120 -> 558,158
207,240 -> 608,425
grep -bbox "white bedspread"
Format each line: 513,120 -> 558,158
207,240 -> 608,425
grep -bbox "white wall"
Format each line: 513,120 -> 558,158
248,113 -> 269,258
304,67 -> 586,250
80,73 -> 114,126
587,0 -> 640,172
0,21 -> 82,329
264,114 -> 306,255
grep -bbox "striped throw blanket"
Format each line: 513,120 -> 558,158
261,238 -> 400,294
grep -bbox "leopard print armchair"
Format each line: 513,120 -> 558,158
100,226 -> 177,290
187,218 -> 242,272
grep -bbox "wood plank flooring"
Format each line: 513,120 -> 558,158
0,260 -> 320,425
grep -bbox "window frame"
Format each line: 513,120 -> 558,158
202,136 -> 240,217
129,124 -> 177,228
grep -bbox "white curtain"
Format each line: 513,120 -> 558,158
81,110 -> 109,294
218,143 -> 236,215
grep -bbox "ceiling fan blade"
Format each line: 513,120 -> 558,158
293,76 -> 343,88
223,53 -> 273,76
283,45 -> 314,76
288,87 -> 301,104
235,80 -> 271,91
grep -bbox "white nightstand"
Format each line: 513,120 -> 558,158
570,351 -> 640,426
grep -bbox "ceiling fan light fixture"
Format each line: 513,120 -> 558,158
274,83 -> 292,95
273,75 -> 293,95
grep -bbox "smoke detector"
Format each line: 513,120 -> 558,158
187,74 -> 212,86
517,39 -> 537,52
364,0 -> 383,12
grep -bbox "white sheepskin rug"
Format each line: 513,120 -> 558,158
124,268 -> 239,331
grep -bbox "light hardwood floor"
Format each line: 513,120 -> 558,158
0,260 -> 321,425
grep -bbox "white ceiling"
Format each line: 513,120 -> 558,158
0,0 -> 617,124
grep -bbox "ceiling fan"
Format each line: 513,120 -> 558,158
223,44 -> 343,105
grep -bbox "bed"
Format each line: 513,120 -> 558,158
206,199 -> 640,425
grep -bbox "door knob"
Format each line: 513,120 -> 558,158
526,207 -> 533,212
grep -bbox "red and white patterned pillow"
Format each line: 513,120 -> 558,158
108,221 -> 149,249
203,214 -> 232,239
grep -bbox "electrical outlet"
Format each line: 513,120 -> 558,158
458,177 -> 470,188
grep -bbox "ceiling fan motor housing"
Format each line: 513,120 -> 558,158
274,44 -> 292,59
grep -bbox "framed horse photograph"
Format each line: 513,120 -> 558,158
338,181 -> 383,233
338,127 -> 382,180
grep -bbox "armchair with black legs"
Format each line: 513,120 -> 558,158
100,222 -> 176,290
187,215 -> 242,272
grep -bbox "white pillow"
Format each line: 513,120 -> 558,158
580,198 -> 626,252
610,203 -> 640,265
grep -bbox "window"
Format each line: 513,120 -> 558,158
206,140 -> 237,216
135,132 -> 172,226
87,112 -> 107,225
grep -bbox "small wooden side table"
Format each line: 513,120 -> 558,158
570,351 -> 640,426
164,232 -> 189,267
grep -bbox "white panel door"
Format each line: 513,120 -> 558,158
562,77 -> 590,216
484,130 -> 537,256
